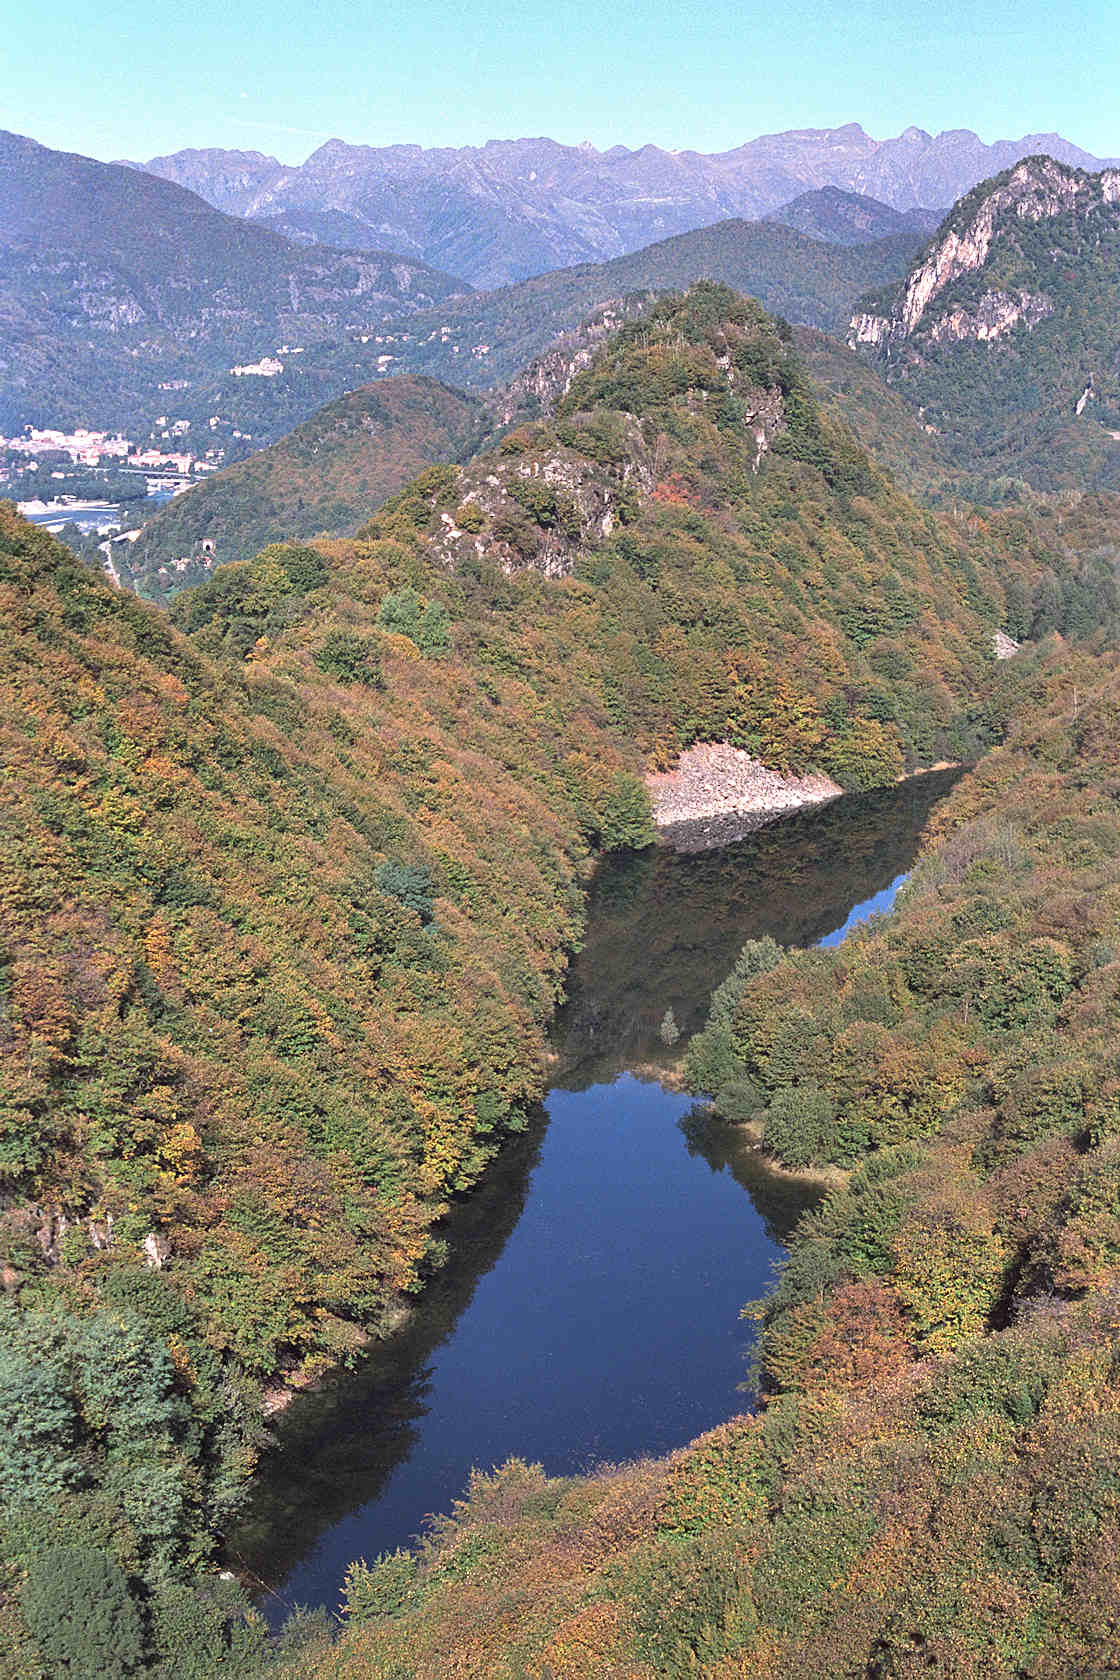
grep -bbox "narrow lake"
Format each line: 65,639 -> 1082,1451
232,768 -> 961,1619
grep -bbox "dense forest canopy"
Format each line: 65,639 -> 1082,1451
317,644 -> 1120,1677
3,275 -> 1120,1673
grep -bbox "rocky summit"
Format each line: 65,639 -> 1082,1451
850,156 -> 1120,491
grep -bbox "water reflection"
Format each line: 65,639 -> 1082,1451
553,768 -> 962,1086
228,1118 -> 545,1600
679,1106 -> 828,1248
233,769 -> 961,1615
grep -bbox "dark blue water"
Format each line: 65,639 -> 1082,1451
257,1077 -> 778,1614
234,770 -> 961,1617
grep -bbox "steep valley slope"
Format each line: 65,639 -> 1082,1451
312,642 -> 1120,1679
3,284 -> 1120,1673
0,129 -> 465,436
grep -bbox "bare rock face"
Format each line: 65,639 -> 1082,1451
128,147 -> 286,216
397,287 -> 796,582
495,301 -> 650,425
850,158 -> 1120,351
849,309 -> 892,348
138,127 -> 1119,291
143,1230 -> 173,1270
926,289 -> 1054,345
429,426 -> 657,579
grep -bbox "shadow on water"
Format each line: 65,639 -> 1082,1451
227,1116 -> 546,1600
231,767 -> 962,1614
678,1106 -> 829,1249
551,767 -> 962,1087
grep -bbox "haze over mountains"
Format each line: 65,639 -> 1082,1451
768,185 -> 942,245
133,124 -> 1118,286
7,119 -> 1120,569
0,129 -> 464,433
0,127 -> 927,448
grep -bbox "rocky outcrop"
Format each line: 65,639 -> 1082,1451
430,427 -> 658,579
421,294 -> 792,579
850,158 -> 1120,350
849,310 -> 892,347
494,301 -> 651,425
647,743 -> 843,852
927,289 -> 1054,344
143,1230 -> 173,1270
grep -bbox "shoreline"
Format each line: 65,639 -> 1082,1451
646,743 -> 843,852
647,744 -> 963,852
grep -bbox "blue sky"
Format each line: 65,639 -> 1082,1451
2,0 -> 1116,164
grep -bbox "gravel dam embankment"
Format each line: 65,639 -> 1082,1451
646,743 -> 844,851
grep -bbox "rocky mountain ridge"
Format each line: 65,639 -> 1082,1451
852,156 -> 1120,347
848,156 -> 1120,491
122,291 -> 953,601
364,289 -> 798,580
132,124 -> 1118,288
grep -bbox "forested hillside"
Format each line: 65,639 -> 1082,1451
125,304 -> 949,605
766,186 -> 942,245
0,129 -> 464,435
309,641 -> 1120,1678
3,284 -> 1120,1672
851,155 -> 1120,493
124,378 -> 488,596
183,217 -> 920,448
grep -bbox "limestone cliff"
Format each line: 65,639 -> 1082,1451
850,157 -> 1120,350
846,156 -> 1120,489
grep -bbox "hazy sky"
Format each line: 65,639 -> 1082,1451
2,0 -> 1116,164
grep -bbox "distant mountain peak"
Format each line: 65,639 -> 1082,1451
135,122 -> 1118,289
766,186 -> 943,246
852,154 -> 1120,347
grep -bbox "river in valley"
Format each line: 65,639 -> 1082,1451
231,768 -> 961,1619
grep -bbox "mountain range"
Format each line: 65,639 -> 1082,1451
164,217 -> 923,461
0,129 -> 464,434
0,127 -> 929,449
132,124 -> 1117,287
